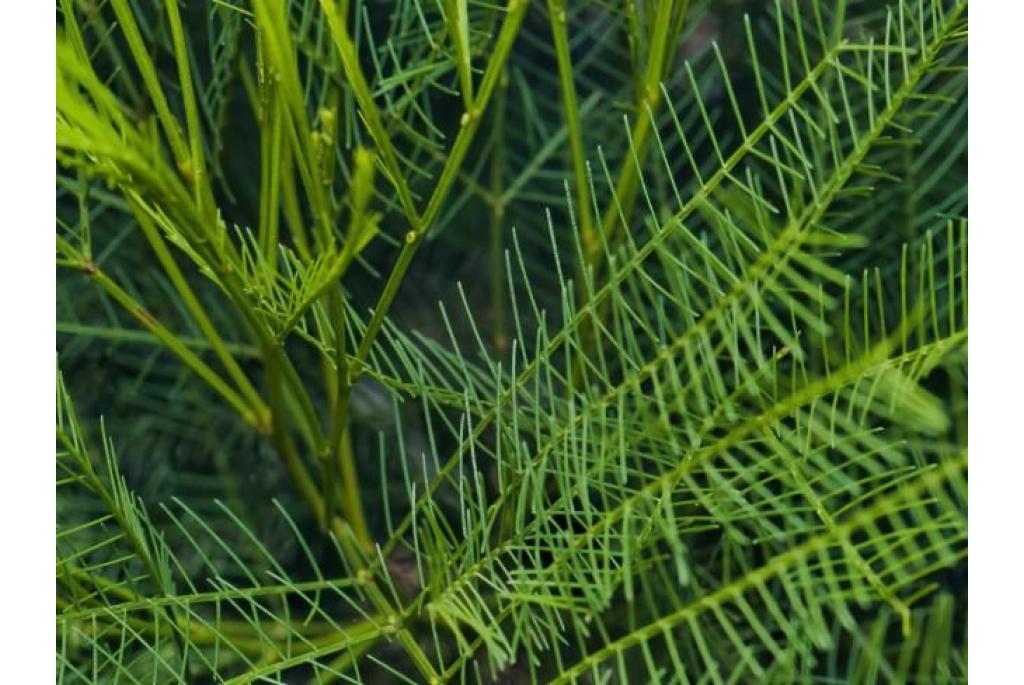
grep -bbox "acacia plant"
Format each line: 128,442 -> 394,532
56,0 -> 967,682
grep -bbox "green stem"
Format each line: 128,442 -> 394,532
546,0 -> 595,256
56,322 -> 256,356
251,0 -> 333,243
163,0 -> 218,222
321,149 -> 377,548
63,0 -> 142,107
575,0 -> 686,373
339,427 -> 372,548
445,0 -> 475,110
259,94 -> 286,270
489,69 -> 509,354
264,344 -> 328,526
280,146 -> 313,261
359,576 -> 441,683
589,0 -> 687,268
278,349 -> 327,455
220,619 -> 384,685
62,593 -> 381,660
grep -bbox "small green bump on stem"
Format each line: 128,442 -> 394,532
240,409 -> 261,431
253,410 -> 273,436
644,84 -> 661,108
318,107 -> 336,133
353,146 -> 374,169
134,307 -> 159,329
177,157 -> 195,187
351,147 -> 375,213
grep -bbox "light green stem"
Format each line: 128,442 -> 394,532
489,69 -> 509,353
163,0 -> 217,221
108,0 -> 189,165
546,0 -> 595,255
590,0 -> 687,268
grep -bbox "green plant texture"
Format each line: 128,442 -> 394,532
56,0 -> 967,682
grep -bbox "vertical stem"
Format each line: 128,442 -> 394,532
324,148 -> 377,549
339,427 -> 372,547
252,0 -> 333,242
320,0 -> 421,225
265,344 -> 328,526
546,0 -> 596,256
358,577 -> 441,683
164,0 -> 218,222
574,1 -> 688,373
259,94 -> 285,270
64,0 -> 142,107
489,69 -> 509,354
280,146 -> 312,261
445,0 -> 476,110
589,0 -> 687,268
623,1 -> 642,104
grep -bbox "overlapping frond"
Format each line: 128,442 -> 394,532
348,0 -> 968,679
57,375 -> 395,684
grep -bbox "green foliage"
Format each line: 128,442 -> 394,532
56,0 -> 967,682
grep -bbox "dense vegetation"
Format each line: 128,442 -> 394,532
56,0 -> 967,682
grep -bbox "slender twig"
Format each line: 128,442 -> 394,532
56,322 -> 260,357
324,149 -> 377,550
589,0 -> 688,269
264,344 -> 328,526
338,428 -> 372,548
445,0 -> 475,110
575,0 -> 688,370
546,0 -> 596,256
251,0 -> 333,242
163,0 -> 218,223
488,69 -> 509,353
